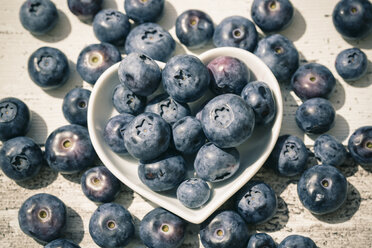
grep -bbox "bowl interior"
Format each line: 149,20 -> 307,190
87,47 -> 283,224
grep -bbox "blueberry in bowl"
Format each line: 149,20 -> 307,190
62,88 -> 91,126
0,97 -> 31,141
76,43 -> 121,85
335,47 -> 368,81
18,193 -> 66,243
175,9 -> 214,49
251,0 -> 294,33
112,84 -> 146,115
177,178 -> 211,208
19,0 -> 58,35
291,63 -> 336,100
332,0 -> 372,40
124,0 -> 165,23
348,126 -> 372,166
0,136 -> 43,181
93,9 -> 131,45
125,22 -> 175,62
213,16 -> 258,52
28,47 -> 70,90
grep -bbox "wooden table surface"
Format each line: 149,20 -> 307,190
1,0 -> 372,247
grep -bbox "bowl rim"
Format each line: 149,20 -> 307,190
87,47 -> 283,224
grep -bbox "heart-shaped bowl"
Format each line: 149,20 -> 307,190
88,47 -> 283,224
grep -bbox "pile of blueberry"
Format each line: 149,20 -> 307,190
0,0 -> 371,247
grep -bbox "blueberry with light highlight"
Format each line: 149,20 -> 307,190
314,134 -> 347,167
77,43 -> 121,85
278,235 -> 316,248
104,113 -> 134,154
62,88 -> 91,126
348,126 -> 372,166
68,0 -> 103,22
140,207 -> 187,248
177,178 -> 211,208
247,233 -> 276,248
124,0 -> 165,23
335,47 -> 368,81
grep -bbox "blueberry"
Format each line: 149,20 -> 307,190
207,56 -> 250,95
89,203 -> 135,248
45,239 -> 80,248
200,94 -> 255,148
118,53 -> 162,96
45,124 -> 96,174
176,178 -> 211,208
194,142 -> 240,182
18,193 -> 66,243
295,98 -> 335,134
236,181 -> 277,225
93,9 -> 131,45
67,0 -> 103,22
266,135 -> 308,176
335,47 -> 368,81
314,134 -> 347,167
213,16 -> 258,52
124,0 -> 165,23
139,207 -> 187,248
123,112 -> 171,161
247,233 -> 276,248
291,63 -> 336,100
251,0 -> 294,33
0,97 -> 31,141
81,166 -> 121,203
19,0 -> 58,34
241,81 -> 276,125
172,116 -> 206,154
138,151 -> 186,192
175,9 -> 214,48
162,54 -> 210,103
332,0 -> 372,40
278,235 -> 316,248
62,88 -> 91,126
297,164 -> 347,215
28,47 -> 70,90
145,93 -> 191,125
348,126 -> 372,166
112,84 -> 146,115
104,113 -> 135,154
77,43 -> 121,85
254,34 -> 299,83
0,137 -> 43,181
125,22 -> 175,62
200,210 -> 249,248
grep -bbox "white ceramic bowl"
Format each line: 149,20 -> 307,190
88,47 -> 283,224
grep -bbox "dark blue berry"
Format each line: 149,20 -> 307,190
93,9 -> 131,45
125,22 -> 175,62
124,0 -> 165,23
62,88 -> 91,126
19,0 -> 58,34
162,54 -> 210,103
28,47 -> 70,90
175,9 -> 214,48
139,208 -> 187,248
103,113 -> 135,154
291,63 -> 336,100
45,124 -> 96,174
77,43 -> 121,85
89,203 -> 135,248
81,166 -> 121,203
335,47 -> 368,81
251,0 -> 294,32
45,239 -> 80,248
67,0 -> 103,22
0,137 -> 43,181
112,84 -> 146,115
266,135 -> 308,176
295,98 -> 335,134
18,193 -> 66,243
118,53 -> 162,96
176,178 -> 211,208
297,164 -> 347,215
213,16 -> 258,52
314,134 -> 347,167
207,56 -> 250,95
247,233 -> 276,248
0,97 -> 31,141
278,235 -> 316,248
348,126 -> 372,166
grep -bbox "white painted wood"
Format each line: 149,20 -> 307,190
0,0 -> 371,247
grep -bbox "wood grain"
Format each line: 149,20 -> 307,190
0,0 -> 371,247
